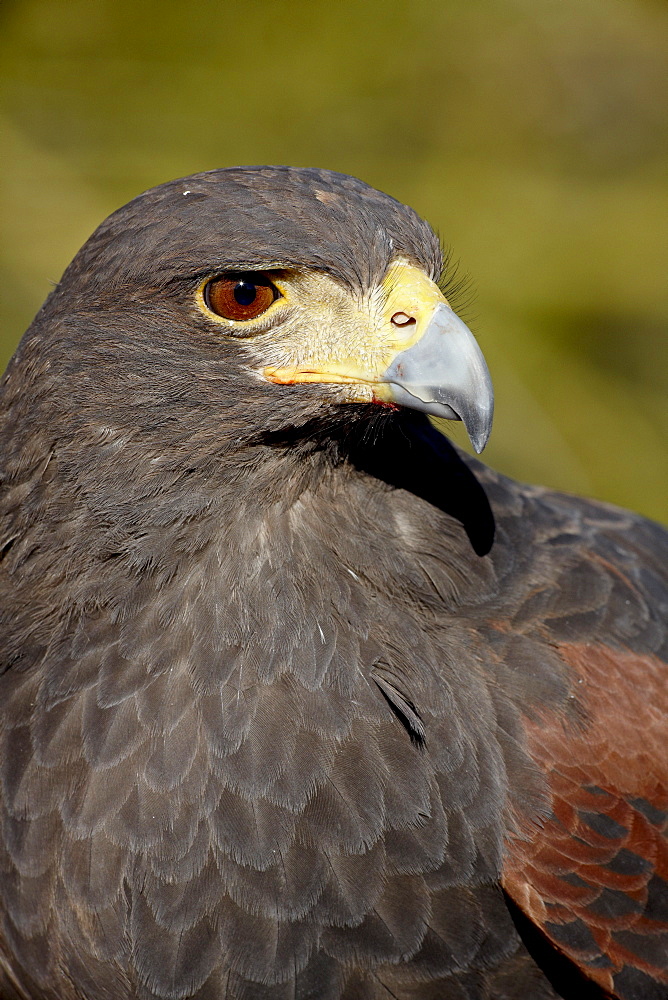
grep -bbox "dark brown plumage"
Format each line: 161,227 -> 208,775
0,167 -> 666,1000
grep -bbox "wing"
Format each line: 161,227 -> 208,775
477,472 -> 668,1000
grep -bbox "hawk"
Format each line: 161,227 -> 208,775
1,167 -> 666,1000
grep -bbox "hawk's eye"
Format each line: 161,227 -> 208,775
204,273 -> 279,322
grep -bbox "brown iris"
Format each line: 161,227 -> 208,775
204,273 -> 279,321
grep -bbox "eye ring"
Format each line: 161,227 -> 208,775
203,272 -> 280,322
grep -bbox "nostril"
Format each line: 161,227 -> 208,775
391,311 -> 416,327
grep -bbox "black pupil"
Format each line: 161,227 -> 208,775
234,281 -> 257,306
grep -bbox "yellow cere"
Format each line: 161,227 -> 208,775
259,258 -> 449,402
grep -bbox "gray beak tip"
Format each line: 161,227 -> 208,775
462,393 -> 494,454
471,429 -> 490,455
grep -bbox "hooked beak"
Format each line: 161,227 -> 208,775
379,302 -> 494,453
262,260 -> 494,453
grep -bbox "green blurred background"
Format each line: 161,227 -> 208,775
1,0 -> 666,520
